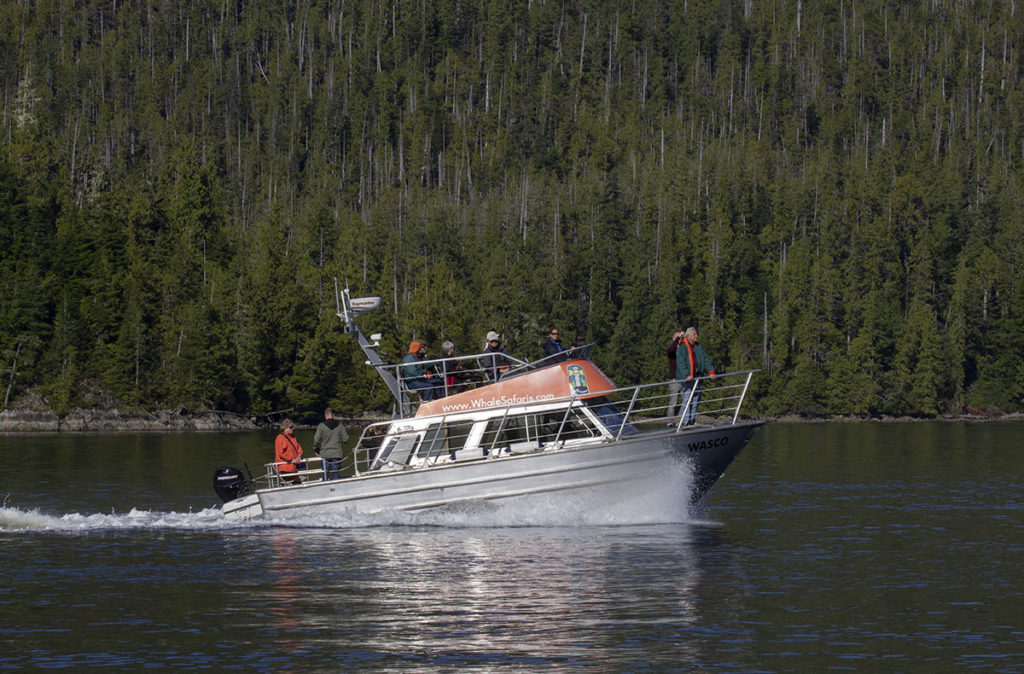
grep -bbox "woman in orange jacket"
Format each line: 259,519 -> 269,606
274,419 -> 304,484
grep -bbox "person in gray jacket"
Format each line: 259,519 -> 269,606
313,407 -> 349,480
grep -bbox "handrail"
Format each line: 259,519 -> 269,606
616,386 -> 642,441
262,456 -> 325,488
487,404 -> 515,454
734,371 -> 753,423
352,369 -> 760,470
553,392 -> 579,447
381,352 -> 532,417
674,382 -> 700,432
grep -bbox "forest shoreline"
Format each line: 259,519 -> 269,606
4,1 -> 1022,422
1,406 -> 1018,434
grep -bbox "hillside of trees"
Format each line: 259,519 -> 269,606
2,0 -> 1023,419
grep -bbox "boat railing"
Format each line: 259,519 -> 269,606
349,369 -> 759,474
260,455 -> 326,489
603,369 -> 758,437
381,352 -> 531,417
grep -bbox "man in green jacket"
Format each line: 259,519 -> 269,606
313,407 -> 349,480
675,327 -> 716,426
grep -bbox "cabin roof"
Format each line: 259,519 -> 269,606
417,358 -> 617,417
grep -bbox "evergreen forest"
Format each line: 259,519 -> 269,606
2,0 -> 1023,419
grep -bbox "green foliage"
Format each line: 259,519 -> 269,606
1,0 -> 1023,417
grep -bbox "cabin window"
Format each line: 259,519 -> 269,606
556,408 -> 600,441
416,421 -> 476,458
372,433 -> 420,469
481,415 -> 526,451
584,396 -> 638,437
481,409 -> 596,451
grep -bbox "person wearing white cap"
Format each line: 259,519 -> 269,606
482,331 -> 512,381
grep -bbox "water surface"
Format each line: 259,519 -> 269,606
2,422 -> 1022,670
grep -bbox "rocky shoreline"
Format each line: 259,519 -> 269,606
0,407 -> 261,433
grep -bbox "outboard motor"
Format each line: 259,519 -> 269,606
213,466 -> 251,503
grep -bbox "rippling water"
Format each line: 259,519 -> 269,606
2,422 -> 1022,670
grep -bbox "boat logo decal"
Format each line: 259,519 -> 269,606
567,364 -> 589,394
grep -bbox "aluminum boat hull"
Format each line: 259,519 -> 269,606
224,420 -> 762,520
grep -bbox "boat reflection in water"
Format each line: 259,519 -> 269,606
259,522 -> 711,668
215,286 -> 764,522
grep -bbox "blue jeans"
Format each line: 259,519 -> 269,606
407,378 -> 444,401
681,380 -> 702,425
322,457 -> 341,481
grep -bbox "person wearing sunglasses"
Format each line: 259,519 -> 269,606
543,328 -> 563,357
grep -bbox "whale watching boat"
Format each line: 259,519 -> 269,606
214,286 -> 765,520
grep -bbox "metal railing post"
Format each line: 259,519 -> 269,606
733,371 -> 753,424
616,386 -> 642,441
488,404 -> 514,454
553,394 -> 578,446
676,380 -> 699,432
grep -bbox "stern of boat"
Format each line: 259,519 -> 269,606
222,493 -> 263,520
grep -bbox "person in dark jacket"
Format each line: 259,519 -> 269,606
675,327 -> 716,425
542,328 -> 564,358
665,330 -> 686,422
440,340 -> 475,393
313,407 -> 349,480
482,331 -> 513,381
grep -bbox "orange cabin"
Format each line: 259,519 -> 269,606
417,359 -> 617,417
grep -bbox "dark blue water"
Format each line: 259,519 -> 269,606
2,422 -> 1022,671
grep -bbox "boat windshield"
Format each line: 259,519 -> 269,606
584,396 -> 638,437
500,344 -> 594,380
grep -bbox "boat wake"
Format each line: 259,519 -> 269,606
2,457 -> 699,532
0,505 -> 236,533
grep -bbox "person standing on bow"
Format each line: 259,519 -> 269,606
665,329 -> 686,422
274,419 -> 304,484
543,328 -> 564,358
313,407 -> 348,481
401,341 -> 444,401
675,327 -> 716,426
